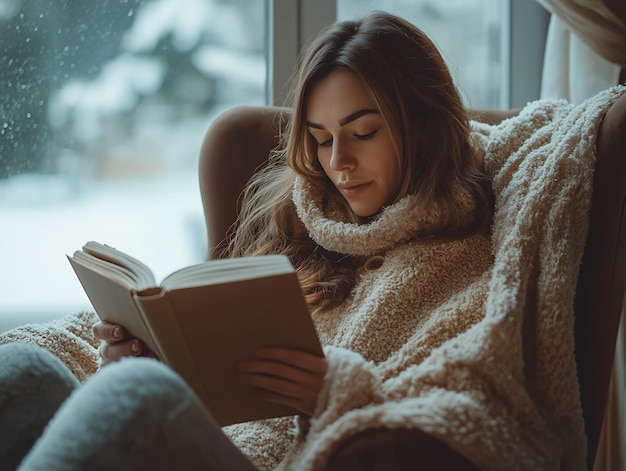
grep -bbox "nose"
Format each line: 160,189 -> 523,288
329,139 -> 356,171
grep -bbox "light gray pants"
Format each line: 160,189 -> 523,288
0,342 -> 258,471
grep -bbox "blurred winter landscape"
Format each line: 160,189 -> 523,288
0,0 -> 266,330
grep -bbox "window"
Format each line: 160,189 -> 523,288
337,0 -> 503,109
0,0 -> 267,319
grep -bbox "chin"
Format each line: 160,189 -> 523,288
350,207 -> 382,219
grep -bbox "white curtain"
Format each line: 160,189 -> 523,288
540,13 -> 621,103
536,0 -> 625,102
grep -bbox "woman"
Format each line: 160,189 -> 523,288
2,10 -> 617,471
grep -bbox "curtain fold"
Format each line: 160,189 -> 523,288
535,0 -> 626,66
540,14 -> 621,102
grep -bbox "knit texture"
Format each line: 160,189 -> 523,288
1,87 -> 623,471
0,311 -> 99,383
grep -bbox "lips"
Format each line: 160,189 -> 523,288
337,181 -> 372,194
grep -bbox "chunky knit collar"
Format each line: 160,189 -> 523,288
292,176 -> 476,256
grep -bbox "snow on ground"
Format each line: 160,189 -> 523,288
0,171 -> 206,332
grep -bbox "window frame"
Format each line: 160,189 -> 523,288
268,0 -> 336,106
503,0 -> 550,108
271,0 -> 550,110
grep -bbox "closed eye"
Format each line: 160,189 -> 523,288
317,138 -> 333,148
355,129 -> 379,140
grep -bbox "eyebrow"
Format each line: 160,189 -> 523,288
307,108 -> 379,129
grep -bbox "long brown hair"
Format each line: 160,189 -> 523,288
226,11 -> 491,311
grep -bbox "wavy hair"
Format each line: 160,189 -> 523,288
226,11 -> 492,311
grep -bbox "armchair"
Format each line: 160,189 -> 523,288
198,94 -> 626,470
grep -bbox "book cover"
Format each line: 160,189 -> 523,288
69,242 -> 323,425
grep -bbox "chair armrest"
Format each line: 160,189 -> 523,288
468,108 -> 521,125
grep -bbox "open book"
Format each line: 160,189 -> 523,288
68,241 -> 323,426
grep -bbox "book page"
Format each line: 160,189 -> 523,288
81,241 -> 156,290
161,254 -> 295,290
71,252 -> 142,289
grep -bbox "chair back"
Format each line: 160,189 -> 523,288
573,93 -> 626,469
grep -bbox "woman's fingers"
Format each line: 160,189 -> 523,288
254,347 -> 327,375
237,369 -> 316,415
93,321 -> 156,367
99,338 -> 143,360
237,348 -> 327,415
92,320 -> 126,342
98,339 -> 146,368
238,354 -> 323,387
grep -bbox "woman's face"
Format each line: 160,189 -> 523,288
306,69 -> 400,217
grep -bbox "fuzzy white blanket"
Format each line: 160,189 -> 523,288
1,87 -> 624,470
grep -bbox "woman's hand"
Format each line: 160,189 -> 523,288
237,348 -> 328,416
92,321 -> 156,368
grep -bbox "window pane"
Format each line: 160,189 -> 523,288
0,0 -> 267,322
337,0 -> 502,109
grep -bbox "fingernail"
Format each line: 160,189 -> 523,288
131,341 -> 140,354
113,327 -> 122,339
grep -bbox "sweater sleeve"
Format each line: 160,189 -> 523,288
0,311 -> 100,382
295,346 -> 383,437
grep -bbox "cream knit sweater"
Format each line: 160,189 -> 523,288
1,87 -> 623,471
